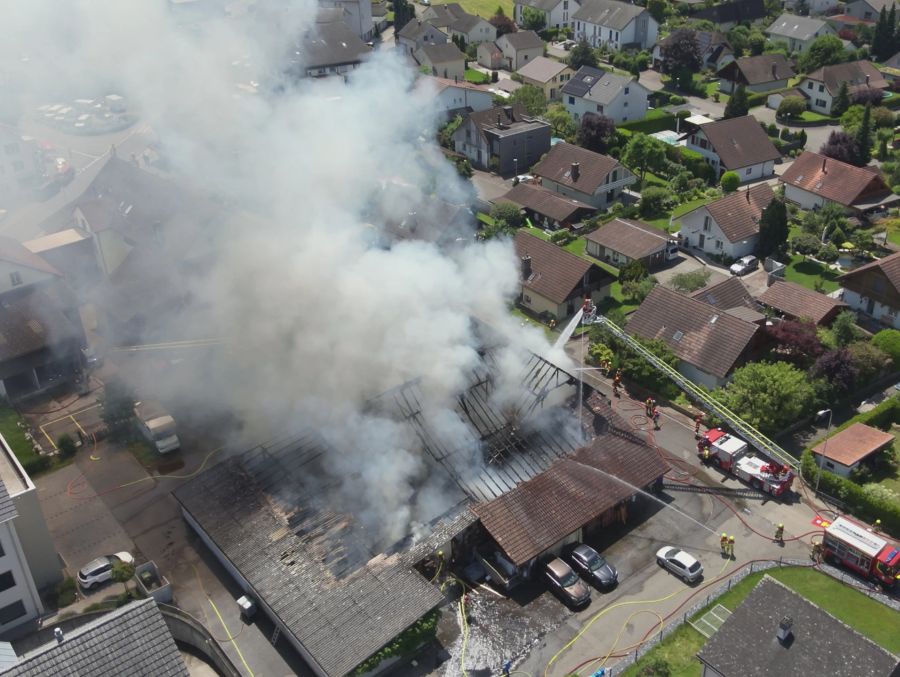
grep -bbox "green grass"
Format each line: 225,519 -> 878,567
646,196 -> 714,230
563,236 -> 588,258
432,0 -> 511,18
509,306 -> 555,338
464,68 -> 489,84
799,110 -> 833,122
386,10 -> 394,21
476,212 -> 496,227
0,407 -> 38,468
783,255 -> 841,293
522,225 -> 550,241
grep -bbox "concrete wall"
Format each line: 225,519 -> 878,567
159,604 -> 242,677
811,452 -> 854,477
11,489 -> 60,591
784,183 -> 828,210
678,360 -> 725,390
733,160 -> 775,183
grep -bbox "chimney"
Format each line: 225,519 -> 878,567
54,628 -> 64,644
497,113 -> 502,127
571,162 -> 580,181
866,74 -> 871,85
776,616 -> 793,644
822,156 -> 827,173
521,254 -> 532,280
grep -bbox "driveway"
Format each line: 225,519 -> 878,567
472,168 -> 511,202
653,251 -> 730,290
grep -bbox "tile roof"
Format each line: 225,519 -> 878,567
699,183 -> 774,244
499,30 -> 545,50
532,142 -> 621,195
515,231 -> 612,305
472,397 -> 667,565
626,286 -> 759,379
515,0 -> 565,12
812,422 -> 895,467
697,577 -> 900,677
720,54 -> 795,85
585,218 -> 670,260
424,3 -> 465,26
838,250 -> 900,295
767,13 -> 831,41
658,29 -> 729,53
561,66 -> 638,105
416,42 -> 466,64
450,13 -> 488,32
573,0 -> 648,29
517,56 -> 569,82
780,152 -> 890,208
498,184 -> 595,223
805,60 -> 888,96
7,599 -> 187,677
698,115 -> 781,171
0,237 -> 61,278
690,275 -> 757,311
300,21 -> 370,69
398,19 -> 446,41
693,0 -> 766,24
0,284 -> 82,364
860,0 -> 899,13
757,279 -> 847,325
0,475 -> 18,525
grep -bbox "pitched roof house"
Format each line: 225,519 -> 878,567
423,3 -> 498,44
516,56 -> 574,100
798,60 -> 888,115
292,21 -> 371,78
531,141 -> 637,209
692,0 -> 767,28
811,422 -> 896,477
415,75 -> 495,119
561,65 -> 650,123
495,30 -> 545,70
678,183 -> 774,259
838,250 -> 900,328
717,54 -> 796,93
691,276 -> 764,323
396,19 -> 448,56
451,104 -> 552,173
414,42 -> 467,80
653,30 -> 734,72
497,183 -> 596,229
515,230 -> 614,320
626,285 -> 760,387
758,279 -> 848,325
573,0 -> 658,51
780,151 -> 898,214
514,0 -> 581,30
845,0 -> 899,22
766,13 -> 836,52
585,218 -> 675,270
683,115 -> 780,182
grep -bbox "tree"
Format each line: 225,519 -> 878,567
819,130 -> 859,165
831,82 -> 851,117
798,35 -> 847,72
777,95 -> 807,119
520,6 -> 546,31
623,133 -> 666,183
57,434 -> 77,459
622,276 -> 658,303
715,361 -> 818,435
662,29 -> 702,91
490,202 -> 523,230
638,186 -> 672,217
647,0 -> 668,23
670,269 -> 711,292
811,349 -> 858,395
576,112 -> 617,153
872,328 -> 900,364
728,25 -> 750,57
111,559 -> 135,597
720,171 -> 740,192
568,39 -> 598,69
490,12 -> 517,36
877,127 -> 893,160
748,30 -> 767,55
546,103 -> 577,139
724,85 -> 749,118
831,310 -> 858,347
767,320 -> 824,364
620,259 -> 649,283
846,340 -> 890,382
393,0 -> 415,31
508,84 -> 547,115
873,7 -> 891,60
889,4 -> 897,53
756,198 -> 788,258
854,103 -> 873,165
101,378 -> 135,440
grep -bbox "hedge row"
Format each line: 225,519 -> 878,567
618,112 -> 677,134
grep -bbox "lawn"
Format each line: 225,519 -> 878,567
432,0 -> 511,18
705,80 -> 728,103
465,68 -> 489,84
522,224 -> 550,241
0,407 -> 39,468
868,433 -> 900,495
646,197 -> 713,230
799,110 -> 833,122
783,255 -> 841,293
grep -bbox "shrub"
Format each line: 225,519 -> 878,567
549,228 -> 574,245
639,186 -> 672,217
791,232 -> 821,255
588,342 -> 614,366
622,276 -> 658,303
669,95 -> 685,105
670,268 -> 711,292
777,95 -> 807,119
872,328 -> 900,364
23,455 -> 51,476
55,577 -> 76,608
846,341 -> 890,382
351,610 -> 441,675
817,242 -> 839,262
720,171 -> 740,192
620,259 -> 649,282
56,434 -> 77,459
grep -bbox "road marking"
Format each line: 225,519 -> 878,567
207,595 -> 255,677
69,414 -> 87,437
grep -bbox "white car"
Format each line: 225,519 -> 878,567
729,255 -> 758,276
77,552 -> 134,590
656,546 -> 703,583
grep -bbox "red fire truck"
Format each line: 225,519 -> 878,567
700,429 -> 794,496
822,516 -> 900,588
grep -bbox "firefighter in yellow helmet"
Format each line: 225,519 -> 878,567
720,533 -> 728,555
775,524 -> 784,543
728,535 -> 735,557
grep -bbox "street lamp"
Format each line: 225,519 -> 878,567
814,408 -> 833,495
513,157 -> 518,178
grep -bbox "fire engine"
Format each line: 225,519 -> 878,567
822,516 -> 900,588
700,429 -> 795,496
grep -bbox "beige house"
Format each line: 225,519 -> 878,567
516,56 -> 573,100
414,43 -> 467,80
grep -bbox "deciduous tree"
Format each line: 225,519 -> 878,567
720,171 -> 740,192
819,130 -> 859,165
508,84 -> 547,115
662,29 -> 702,91
520,6 -> 546,31
568,39 -> 598,69
777,95 -> 806,119
767,320 -> 824,364
546,103 -> 577,139
831,310 -> 859,347
798,35 -> 847,72
576,112 -> 616,153
811,348 -> 858,395
490,12 -> 517,36
623,133 -> 666,183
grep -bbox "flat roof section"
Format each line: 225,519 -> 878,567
0,434 -> 30,496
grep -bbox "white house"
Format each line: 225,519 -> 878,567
417,76 -> 496,119
514,0 -> 580,29
531,142 -> 636,209
495,31 -> 545,71
414,43 -> 467,80
766,13 -> 836,52
845,0 -> 897,22
682,115 -> 780,182
678,183 -> 774,259
318,0 -> 374,40
717,54 -> 795,94
397,19 -> 448,56
838,250 -> 900,328
811,423 -> 895,477
295,21 -> 370,78
562,65 -> 649,122
797,60 -> 888,115
449,14 -> 497,45
573,0 -> 658,51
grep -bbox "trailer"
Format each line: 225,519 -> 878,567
822,516 -> 900,588
701,429 -> 794,496
134,400 -> 180,454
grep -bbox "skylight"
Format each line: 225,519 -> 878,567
673,330 -> 684,341
709,315 -> 719,324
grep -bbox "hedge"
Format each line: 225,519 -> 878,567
746,90 -> 768,108
351,609 -> 441,675
618,112 -> 677,134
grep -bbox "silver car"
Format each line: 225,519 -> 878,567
77,552 -> 134,590
656,546 -> 703,583
729,255 -> 758,276
545,557 -> 591,607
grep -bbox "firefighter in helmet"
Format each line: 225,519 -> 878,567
720,533 -> 728,555
775,524 -> 784,543
727,535 -> 735,557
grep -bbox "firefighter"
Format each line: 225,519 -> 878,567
775,524 -> 784,543
652,407 -> 661,430
694,413 -> 703,438
720,533 -> 728,555
645,397 -> 653,417
613,370 -> 622,398
873,519 -> 882,533
811,541 -> 823,562
728,535 -> 735,557
502,659 -> 512,677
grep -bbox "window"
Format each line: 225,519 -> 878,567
703,215 -> 711,231
596,104 -> 603,112
0,572 -> 14,593
624,101 -> 628,107
815,99 -> 826,107
524,294 -> 532,303
624,87 -> 629,94
612,169 -> 617,182
563,0 -> 568,7
0,601 -> 25,626
745,168 -> 752,175
568,95 -> 575,104
807,81 -> 813,90
825,461 -> 835,469
9,272 -> 22,287
715,240 -> 723,250
818,84 -> 824,92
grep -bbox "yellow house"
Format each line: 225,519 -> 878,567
516,56 -> 574,101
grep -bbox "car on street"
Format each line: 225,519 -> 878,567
568,544 -> 618,588
729,255 -> 758,276
656,546 -> 703,583
544,557 -> 591,607
77,552 -> 134,590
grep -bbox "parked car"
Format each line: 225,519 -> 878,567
544,557 -> 591,606
656,546 -> 703,583
77,552 -> 134,590
568,544 -> 618,588
729,255 -> 758,276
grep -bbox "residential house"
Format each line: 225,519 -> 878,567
318,0 -> 374,40
449,13 -> 497,45
414,42 -> 467,80
797,60 -> 888,115
292,21 -> 370,78
811,422 -> 895,477
653,30 -> 734,72
691,276 -> 765,324
783,0 -> 840,15
477,41 -> 504,70
838,250 -> 900,327
396,19 -> 448,57
585,218 -> 674,270
0,129 -> 40,201
766,14 -> 836,52
516,56 -> 574,100
514,0 -> 580,30
515,231 -> 614,319
531,142 -> 637,209
627,286 -> 761,388
780,152 -> 899,215
717,54 -> 796,94
23,228 -> 99,288
845,0 -> 898,23
0,475 -> 44,636
451,105 -> 552,173
380,190 -> 475,245
697,577 -> 900,676
416,76 -> 495,119
573,0 -> 658,50
497,183 -> 596,229
561,65 -> 650,122
757,279 -> 848,325
682,115 -> 780,182
495,31 -> 545,71
881,50 -> 900,81
678,183 -> 774,259
371,1 -> 388,31
692,0 -> 767,30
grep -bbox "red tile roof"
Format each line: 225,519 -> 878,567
805,60 -> 888,97
699,115 -> 781,171
698,183 -> 774,244
838,250 -> 900,295
757,279 -> 847,325
585,218 -> 670,260
499,184 -> 595,224
515,231 -> 612,305
532,143 -> 621,195
812,422 -> 894,467
780,152 -> 890,208
690,276 -> 756,311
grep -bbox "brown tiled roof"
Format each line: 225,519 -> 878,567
626,286 -> 759,379
691,276 -> 757,311
780,152 -> 890,208
499,184 -> 595,223
838,250 -> 900,294
532,143 -> 620,195
0,236 -> 61,277
812,422 -> 894,467
472,431 -> 667,565
517,56 -> 569,82
585,218 -> 669,260
700,183 -> 774,244
514,231 -> 611,304
0,284 -> 81,364
806,60 -> 888,96
469,104 -> 529,134
726,54 -> 795,85
757,279 -> 847,325
699,115 -> 781,171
